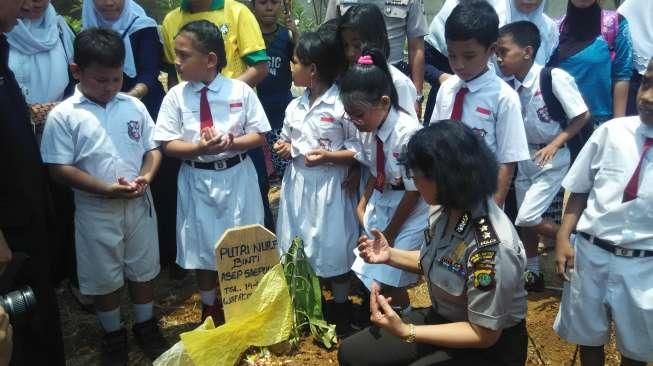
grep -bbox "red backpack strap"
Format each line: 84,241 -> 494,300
601,10 -> 619,61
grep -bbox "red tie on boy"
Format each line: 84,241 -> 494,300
623,137 -> 653,202
450,87 -> 469,121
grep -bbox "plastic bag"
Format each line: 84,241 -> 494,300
178,263 -> 294,366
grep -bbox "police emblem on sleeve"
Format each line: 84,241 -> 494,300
469,249 -> 497,291
127,120 -> 141,141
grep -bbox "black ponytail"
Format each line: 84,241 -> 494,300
339,48 -> 398,111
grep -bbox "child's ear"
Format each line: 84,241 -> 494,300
70,63 -> 81,81
207,52 -> 219,70
524,45 -> 534,60
487,42 -> 497,56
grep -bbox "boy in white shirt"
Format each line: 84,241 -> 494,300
554,58 -> 653,365
496,21 -> 590,292
429,1 -> 529,208
40,28 -> 166,364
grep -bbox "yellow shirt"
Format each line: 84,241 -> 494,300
161,0 -> 268,79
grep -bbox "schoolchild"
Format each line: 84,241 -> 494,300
338,4 -> 418,119
153,20 -> 271,325
274,32 -> 359,336
341,48 -> 429,308
252,0 -> 296,178
82,0 -> 166,119
554,58 -> 653,366
324,0 -> 428,108
496,21 -> 590,291
39,28 -> 167,364
429,1 -> 529,208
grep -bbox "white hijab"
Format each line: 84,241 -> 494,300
425,0 -> 509,56
618,0 -> 652,75
505,0 -> 558,65
81,0 -> 158,78
6,3 -> 75,104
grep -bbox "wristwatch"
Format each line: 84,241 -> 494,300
403,323 -> 416,343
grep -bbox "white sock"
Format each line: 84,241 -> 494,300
133,302 -> 153,324
331,280 -> 351,304
200,289 -> 217,306
97,308 -> 121,333
527,256 -> 541,274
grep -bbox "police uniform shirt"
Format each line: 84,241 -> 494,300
563,116 -> 653,250
280,84 -> 361,158
356,107 -> 422,191
40,87 -> 159,190
430,69 -> 530,164
154,75 -> 271,162
420,198 -> 527,331
513,64 -> 588,145
325,0 -> 429,65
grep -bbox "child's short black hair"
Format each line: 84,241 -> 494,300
402,121 -> 498,210
499,21 -> 541,56
445,0 -> 499,48
339,48 -> 398,111
74,28 -> 125,69
295,31 -> 341,84
338,4 -> 390,59
178,20 -> 227,72
317,19 -> 346,77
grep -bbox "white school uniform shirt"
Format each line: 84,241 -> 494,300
280,84 -> 361,157
40,87 -> 158,189
513,64 -> 588,145
562,116 -> 653,250
154,75 -> 271,162
358,107 -> 422,191
430,69 -> 529,164
390,65 -> 418,119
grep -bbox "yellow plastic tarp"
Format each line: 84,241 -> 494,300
179,263 -> 294,366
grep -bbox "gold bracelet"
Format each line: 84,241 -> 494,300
403,323 -> 416,343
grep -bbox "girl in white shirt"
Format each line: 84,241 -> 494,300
274,32 -> 360,336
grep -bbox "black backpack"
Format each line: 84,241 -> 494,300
539,67 -> 593,162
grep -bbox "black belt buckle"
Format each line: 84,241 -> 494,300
578,231 -> 652,258
213,159 -> 227,170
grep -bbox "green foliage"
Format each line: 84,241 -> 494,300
157,0 -> 182,14
281,237 -> 337,350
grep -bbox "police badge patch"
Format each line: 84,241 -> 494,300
127,120 -> 141,141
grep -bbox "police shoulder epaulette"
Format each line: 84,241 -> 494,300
473,216 -> 500,248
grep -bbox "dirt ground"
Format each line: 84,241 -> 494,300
61,186 -> 628,366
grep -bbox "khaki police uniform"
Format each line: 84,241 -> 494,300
339,198 -> 528,365
324,0 -> 428,65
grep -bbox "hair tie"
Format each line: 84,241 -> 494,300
357,55 -> 373,65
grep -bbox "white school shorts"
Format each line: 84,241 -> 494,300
553,234 -> 653,362
514,146 -> 569,227
74,190 -> 160,296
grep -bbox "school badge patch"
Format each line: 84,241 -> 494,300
219,24 -> 229,36
127,120 -> 141,141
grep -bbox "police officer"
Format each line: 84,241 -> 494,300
339,121 -> 528,366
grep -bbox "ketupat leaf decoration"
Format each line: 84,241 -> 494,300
281,236 -> 337,349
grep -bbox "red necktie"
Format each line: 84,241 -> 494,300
623,137 -> 653,202
200,86 -> 213,129
450,87 -> 469,121
375,136 -> 385,192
